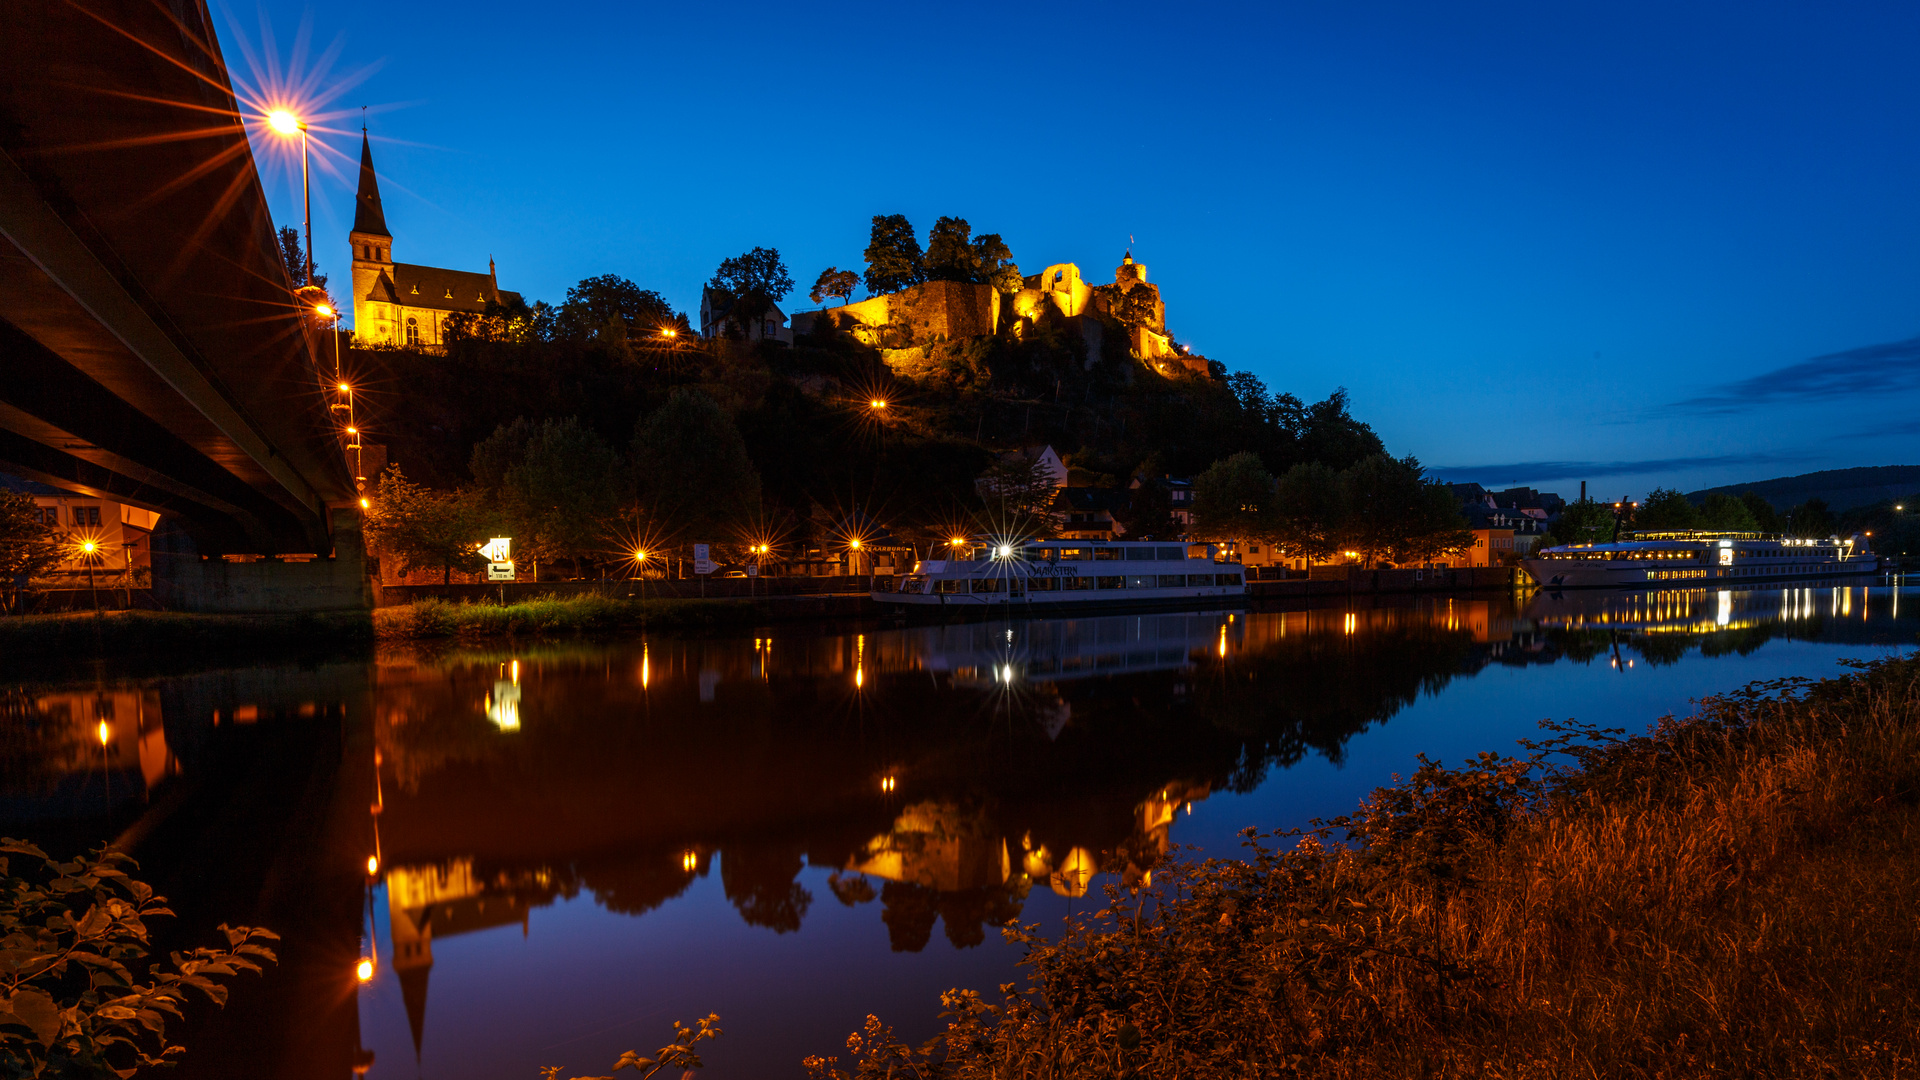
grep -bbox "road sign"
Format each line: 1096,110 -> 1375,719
747,565 -> 758,577
487,562 -> 515,581
693,543 -> 715,575
479,537 -> 512,562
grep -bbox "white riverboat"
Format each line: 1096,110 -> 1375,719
874,540 -> 1249,609
1523,531 -> 1878,589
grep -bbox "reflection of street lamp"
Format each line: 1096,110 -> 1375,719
267,110 -> 313,286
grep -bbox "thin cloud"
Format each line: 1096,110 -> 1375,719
1432,453 -> 1788,487
1670,335 -> 1920,414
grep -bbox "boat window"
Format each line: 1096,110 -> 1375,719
1158,575 -> 1186,587
1185,574 -> 1214,587
936,579 -> 963,593
1064,576 -> 1094,590
1023,546 -> 1053,562
1095,575 -> 1124,589
1055,546 -> 1088,560
1128,574 -> 1156,588
1156,546 -> 1185,560
1125,547 -> 1157,561
1215,573 -> 1241,586
1028,577 -> 1056,591
1094,547 -> 1121,561
970,578 -> 1003,593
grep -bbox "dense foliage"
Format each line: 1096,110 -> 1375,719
0,841 -> 276,1078
0,492 -> 62,613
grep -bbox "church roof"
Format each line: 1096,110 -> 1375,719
351,133 -> 390,238
382,263 -> 520,313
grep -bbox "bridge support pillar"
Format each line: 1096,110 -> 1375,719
152,508 -> 374,613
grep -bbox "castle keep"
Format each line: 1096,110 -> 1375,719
792,252 -> 1207,377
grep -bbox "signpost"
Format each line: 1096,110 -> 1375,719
480,537 -> 514,602
693,543 -> 713,597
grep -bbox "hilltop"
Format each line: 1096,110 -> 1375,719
1689,465 -> 1920,513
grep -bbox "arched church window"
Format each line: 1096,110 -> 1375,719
405,317 -> 419,346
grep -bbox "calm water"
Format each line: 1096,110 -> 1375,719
4,581 -> 1916,1079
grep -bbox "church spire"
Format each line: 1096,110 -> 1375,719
352,132 -> 390,238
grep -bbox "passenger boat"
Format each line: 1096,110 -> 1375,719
875,540 -> 1249,609
1522,531 -> 1877,589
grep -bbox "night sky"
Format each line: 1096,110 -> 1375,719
225,1 -> 1920,501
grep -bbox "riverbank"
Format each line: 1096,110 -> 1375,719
813,653 -> 1920,1079
0,609 -> 374,666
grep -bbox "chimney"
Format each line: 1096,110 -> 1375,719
1580,480 -> 1587,502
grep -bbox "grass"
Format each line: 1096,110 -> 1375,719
373,594 -> 765,639
807,654 -> 1920,1079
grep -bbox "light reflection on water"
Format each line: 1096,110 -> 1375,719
2,581 -> 1915,1079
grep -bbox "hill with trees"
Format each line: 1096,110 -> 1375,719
345,215 -> 1470,575
1689,465 -> 1920,513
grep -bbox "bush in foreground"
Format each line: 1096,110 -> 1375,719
0,841 -> 278,1077
808,656 -> 1920,1079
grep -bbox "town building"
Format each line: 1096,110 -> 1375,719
347,133 -> 520,350
699,287 -> 793,343
2,474 -> 159,588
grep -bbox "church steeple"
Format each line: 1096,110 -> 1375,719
352,132 -> 390,238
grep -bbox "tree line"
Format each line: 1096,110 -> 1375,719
1189,452 -> 1474,566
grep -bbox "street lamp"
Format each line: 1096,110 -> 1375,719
267,109 -> 313,286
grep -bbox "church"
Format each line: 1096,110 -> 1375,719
347,134 -> 519,349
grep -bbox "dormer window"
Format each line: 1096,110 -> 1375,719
444,288 -> 453,299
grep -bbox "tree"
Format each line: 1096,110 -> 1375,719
1192,452 -> 1276,543
1394,483 -> 1476,565
0,489 -> 62,613
924,217 -> 975,283
1297,389 -> 1385,469
1698,492 -> 1758,532
471,418 -> 621,575
1339,454 -> 1432,566
1636,488 -> 1701,532
1786,497 -> 1835,537
365,465 -> 491,584
276,225 -> 327,292
1547,497 -> 1616,545
443,296 -> 555,345
976,454 -> 1062,537
632,389 -> 763,548
863,214 -> 924,296
556,274 -> 677,341
1269,461 -> 1345,563
810,267 -> 858,307
709,248 -> 794,341
1739,491 -> 1784,533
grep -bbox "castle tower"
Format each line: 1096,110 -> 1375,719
1115,250 -> 1146,287
348,132 -> 395,344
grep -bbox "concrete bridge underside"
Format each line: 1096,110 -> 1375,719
0,0 -> 356,558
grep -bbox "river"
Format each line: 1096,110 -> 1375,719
2,580 -> 1913,1079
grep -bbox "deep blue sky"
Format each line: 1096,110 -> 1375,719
226,1 -> 1920,500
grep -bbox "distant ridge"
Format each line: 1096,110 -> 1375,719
1689,465 -> 1920,513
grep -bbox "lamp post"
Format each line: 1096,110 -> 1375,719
268,110 -> 312,285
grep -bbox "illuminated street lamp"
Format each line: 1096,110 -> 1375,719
267,109 -> 313,286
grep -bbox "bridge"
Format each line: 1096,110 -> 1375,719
0,1 -> 367,609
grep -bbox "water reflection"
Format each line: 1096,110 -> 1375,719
3,582 -> 1916,1078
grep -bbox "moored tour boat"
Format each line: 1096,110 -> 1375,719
1522,531 -> 1878,589
874,540 -> 1249,609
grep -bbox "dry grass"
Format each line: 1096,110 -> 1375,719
809,656 -> 1920,1079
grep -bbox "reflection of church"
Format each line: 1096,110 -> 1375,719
347,133 -> 520,350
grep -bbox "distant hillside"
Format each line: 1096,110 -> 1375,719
1690,466 -> 1920,512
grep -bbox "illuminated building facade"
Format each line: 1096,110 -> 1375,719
347,133 -> 520,350
2,475 -> 158,586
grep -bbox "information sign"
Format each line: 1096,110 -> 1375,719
693,543 -> 715,575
